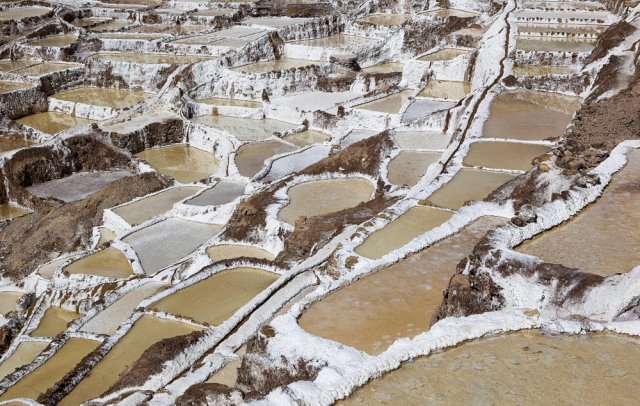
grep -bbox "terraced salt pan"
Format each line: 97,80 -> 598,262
0,291 -> 22,315
0,338 -> 99,401
29,35 -> 78,47
31,307 -> 83,337
97,227 -> 116,246
355,206 -> 454,259
26,170 -> 133,202
402,99 -> 455,123
0,204 -> 30,220
394,131 -> 450,150
197,97 -> 262,108
193,9 -> 235,16
0,7 -> 50,21
194,115 -> 296,142
123,218 -> 222,275
94,53 -> 212,64
290,34 -> 376,48
113,186 -> 201,226
342,331 -> 640,405
135,145 -> 219,183
152,267 -> 279,325
387,151 -> 441,187
418,48 -> 469,62
523,1 -> 605,11
185,180 -> 245,206
483,90 -> 580,141
88,19 -> 132,32
0,60 -> 36,72
14,62 -> 81,76
421,9 -> 480,18
52,87 -> 151,109
426,168 -> 516,210
356,14 -> 410,26
61,315 -> 202,406
518,150 -> 640,275
355,89 -> 414,114
64,247 -> 133,278
235,140 -> 296,177
283,129 -> 330,147
517,24 -> 604,36
206,244 -> 275,263
231,58 -> 317,73
278,178 -> 375,225
516,37 -> 596,52
17,112 -> 94,134
80,282 -> 167,335
0,81 -> 30,93
271,91 -> 361,112
242,17 -> 310,28
0,341 -> 49,380
513,64 -> 579,76
418,80 -> 470,100
301,217 -> 505,354
0,135 -> 32,152
463,141 -> 550,171
362,62 -> 404,74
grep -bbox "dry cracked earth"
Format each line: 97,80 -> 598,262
0,0 -> 639,405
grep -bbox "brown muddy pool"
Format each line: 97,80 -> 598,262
14,62 -> 80,76
0,291 -> 22,315
16,112 -> 94,134
52,87 -> 151,109
0,204 -> 30,220
29,35 -> 78,47
418,80 -> 470,100
0,135 -> 32,153
518,149 -> 640,275
0,338 -> 100,401
231,58 -> 317,73
426,168 -> 516,210
0,60 -> 37,72
0,81 -> 30,93
516,37 -> 596,52
355,89 -> 414,114
483,90 -> 581,141
30,307 -> 83,337
513,64 -> 579,76
355,206 -> 454,259
362,62 -> 404,74
64,247 -> 133,279
387,151 -> 441,187
113,186 -> 201,226
278,178 -> 374,225
463,141 -> 550,171
0,341 -> 49,380
60,315 -> 202,406
235,140 -> 296,178
123,218 -> 222,275
394,130 -> 450,150
356,14 -> 410,26
341,331 -> 640,405
418,48 -> 469,62
194,115 -> 296,142
206,244 -> 275,263
197,97 -> 262,108
0,7 -> 50,21
152,267 -> 279,325
421,9 -> 479,18
135,145 -> 219,183
301,217 -> 505,354
283,129 -> 330,147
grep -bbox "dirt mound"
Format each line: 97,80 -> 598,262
175,383 -> 243,406
585,21 -> 636,65
0,173 -> 170,280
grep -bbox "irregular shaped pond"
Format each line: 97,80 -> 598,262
235,140 -> 296,178
64,247 -> 133,279
387,151 -> 441,186
113,186 -> 201,226
463,141 -> 550,171
135,145 -> 219,183
16,112 -> 94,134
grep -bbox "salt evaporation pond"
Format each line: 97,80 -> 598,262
113,186 -> 201,226
394,130 -> 450,150
387,151 -> 441,186
31,307 -> 83,337
518,149 -> 640,275
94,53 -> 212,64
26,170 -> 132,202
185,180 -> 245,206
80,282 -> 166,336
15,62 -> 80,76
355,89 -> 414,114
418,48 -> 469,62
153,267 -> 279,325
0,291 -> 21,315
356,13 -> 410,26
197,97 -> 262,108
0,7 -> 50,21
60,315 -> 202,406
0,203 -> 30,220
135,145 -> 219,183
97,227 -> 116,246
231,58 -> 317,73
0,60 -> 36,72
0,135 -> 32,152
64,247 -> 133,278
362,62 -> 404,74
30,34 -> 78,47
419,80 -> 470,100
402,99 -> 455,123
0,338 -> 100,401
513,64 -> 579,76
342,331 -> 640,405
123,218 -> 222,275
426,168 -> 516,210
0,341 -> 49,380
290,34 -> 375,48
422,8 -> 479,17
278,178 -> 374,225
16,112 -> 94,134
355,206 -> 454,259
463,141 -> 550,171
235,140 -> 296,177
206,244 -> 275,263
516,38 -> 596,52
283,129 -> 330,147
0,81 -> 30,94
483,90 -> 581,141
301,217 -> 505,354
194,115 -> 296,142
52,87 -> 151,109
